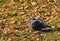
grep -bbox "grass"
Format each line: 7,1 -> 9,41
0,0 -> 60,41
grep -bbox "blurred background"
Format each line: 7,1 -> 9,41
0,0 -> 60,41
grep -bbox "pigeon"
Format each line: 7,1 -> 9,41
29,18 -> 52,31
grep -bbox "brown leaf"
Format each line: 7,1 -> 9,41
31,2 -> 36,6
8,24 -> 16,30
0,20 -> 2,24
58,32 -> 60,35
10,20 -> 16,24
42,39 -> 48,41
21,3 -> 26,8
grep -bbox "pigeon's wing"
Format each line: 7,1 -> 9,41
38,21 -> 52,31
31,20 -> 43,30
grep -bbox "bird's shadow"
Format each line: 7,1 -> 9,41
40,28 -> 60,33
52,28 -> 60,32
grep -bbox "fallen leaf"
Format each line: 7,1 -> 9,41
8,24 -> 16,30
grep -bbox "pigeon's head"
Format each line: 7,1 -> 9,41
30,18 -> 37,22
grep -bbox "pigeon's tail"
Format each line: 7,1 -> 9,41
41,27 -> 52,31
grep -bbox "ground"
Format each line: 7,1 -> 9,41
0,0 -> 60,41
